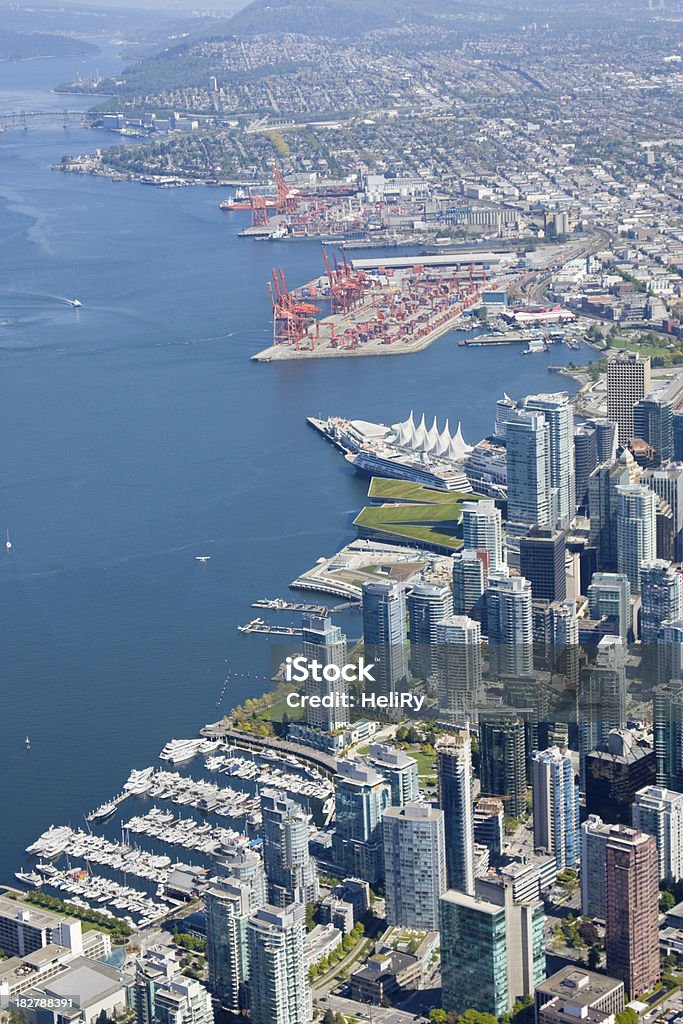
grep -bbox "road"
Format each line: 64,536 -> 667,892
319,992 -> 424,1023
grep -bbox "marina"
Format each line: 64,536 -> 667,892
251,597 -> 359,613
237,617 -> 303,636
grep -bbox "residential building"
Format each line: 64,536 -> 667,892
452,548 -> 488,620
478,716 -> 527,819
487,574 -> 534,679
531,747 -> 579,870
246,903 -> 311,1024
616,484 -> 657,593
301,614 -> 349,732
406,582 -> 452,680
642,463 -> 683,561
632,785 -> 683,884
260,789 -> 318,907
383,803 -> 447,930
204,878 -> 253,1012
506,411 -> 552,527
574,423 -> 598,514
580,814 -> 613,920
589,450 -> 641,572
367,742 -> 419,807
462,499 -> 505,573
362,580 -> 409,699
605,826 -> 660,999
434,614 -> 482,723
134,948 -> 213,1024
524,392 -> 575,527
436,730 -> 475,895
332,759 -> 391,884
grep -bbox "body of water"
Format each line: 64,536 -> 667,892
0,48 -> 589,884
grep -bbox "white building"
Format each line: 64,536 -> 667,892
633,786 -> 683,884
383,803 -> 447,930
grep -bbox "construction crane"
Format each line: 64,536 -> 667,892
249,187 -> 271,228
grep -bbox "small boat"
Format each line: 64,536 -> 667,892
195,555 -> 211,562
87,801 -> 117,823
25,736 -> 30,750
5,530 -> 11,550
68,299 -> 82,308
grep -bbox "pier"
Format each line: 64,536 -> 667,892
252,597 -> 359,613
238,617 -> 303,635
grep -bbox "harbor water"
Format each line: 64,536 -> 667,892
0,47 -> 590,884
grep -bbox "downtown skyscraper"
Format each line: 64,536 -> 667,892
436,730 -> 475,895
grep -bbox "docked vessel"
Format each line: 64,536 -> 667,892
15,869 -> 43,888
123,767 -> 155,796
159,739 -> 204,764
87,801 -> 117,823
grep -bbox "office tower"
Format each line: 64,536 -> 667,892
589,450 -> 642,571
260,789 -> 318,907
520,526 -> 566,602
440,879 -> 545,1018
406,582 -> 452,680
657,499 -> 675,561
639,560 -> 682,644
300,614 -> 349,732
473,797 -> 505,862
213,838 -> 267,907
585,729 -> 656,825
383,803 -> 447,930
654,682 -> 683,789
524,392 -> 575,527
581,630 -> 626,782
632,785 -> 683,884
478,715 -> 527,818
605,826 -> 660,999
580,814 -> 612,919
506,411 -> 552,527
487,574 -> 534,679
634,394 -> 674,464
205,878 -> 254,1012
587,572 -> 632,641
532,746 -> 579,869
616,484 -> 657,593
495,393 -> 519,440
452,548 -> 488,619
535,967 -> 625,1023
246,903 -> 311,1024
436,730 -> 475,894
434,614 -> 482,723
606,351 -> 651,443
367,742 -> 419,806
462,499 -> 505,573
134,951 -> 214,1024
362,580 -> 409,698
674,412 -> 683,461
574,422 -> 598,514
642,463 -> 683,561
332,759 -> 391,884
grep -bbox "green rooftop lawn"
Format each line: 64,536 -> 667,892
354,501 -> 463,550
367,477 -> 479,505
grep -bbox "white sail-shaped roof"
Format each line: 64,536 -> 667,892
448,422 -> 473,460
425,417 -> 440,453
413,414 -> 428,451
436,419 -> 452,457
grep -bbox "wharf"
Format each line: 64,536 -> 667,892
238,617 -> 303,635
252,597 -> 359,613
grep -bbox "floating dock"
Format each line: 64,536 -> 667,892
238,617 -> 303,636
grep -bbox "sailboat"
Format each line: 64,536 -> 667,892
5,530 -> 12,550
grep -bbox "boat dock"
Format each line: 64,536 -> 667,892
251,597 -> 359,613
238,617 -> 303,636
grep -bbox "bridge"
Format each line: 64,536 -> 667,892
0,110 -> 99,132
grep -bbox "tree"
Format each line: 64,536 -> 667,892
322,1011 -> 335,1024
458,1010 -> 499,1024
615,1010 -> 638,1024
429,1012 -> 449,1024
588,945 -> 601,970
660,890 -> 676,912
